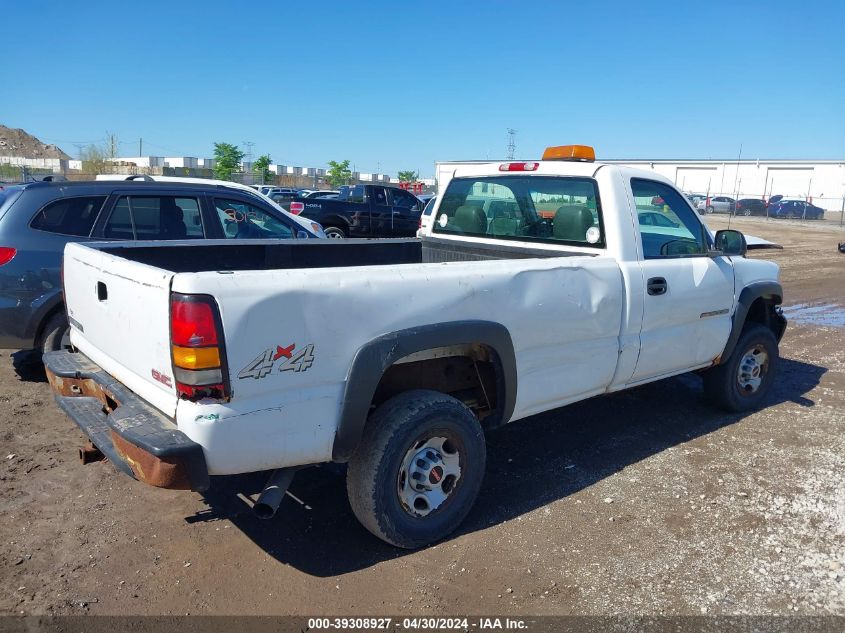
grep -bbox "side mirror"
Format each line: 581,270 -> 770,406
714,229 -> 747,257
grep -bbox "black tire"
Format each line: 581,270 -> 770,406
743,209 -> 751,217
323,226 -> 346,239
346,389 -> 486,549
706,206 -> 714,214
40,311 -> 70,355
703,324 -> 778,412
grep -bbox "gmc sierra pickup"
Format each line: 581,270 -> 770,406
287,183 -> 423,238
44,145 -> 785,549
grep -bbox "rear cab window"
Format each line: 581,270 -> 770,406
30,196 -> 107,237
432,176 -> 604,247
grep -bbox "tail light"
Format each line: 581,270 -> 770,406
289,202 -> 305,215
0,247 -> 16,266
170,293 -> 230,401
499,162 -> 539,172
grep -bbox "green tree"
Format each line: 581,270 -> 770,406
213,142 -> 245,181
326,159 -> 353,188
397,170 -> 418,183
253,154 -> 273,184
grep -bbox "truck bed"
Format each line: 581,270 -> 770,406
98,237 -> 585,273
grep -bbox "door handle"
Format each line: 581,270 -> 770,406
647,277 -> 667,296
97,281 -> 108,301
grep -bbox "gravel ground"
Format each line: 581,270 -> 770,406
1,216 -> 843,616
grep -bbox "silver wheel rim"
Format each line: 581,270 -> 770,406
737,344 -> 769,395
397,436 -> 461,517
325,228 -> 344,239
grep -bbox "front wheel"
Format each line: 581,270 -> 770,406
706,206 -> 714,214
323,226 -> 346,239
347,390 -> 486,549
703,324 -> 778,412
743,209 -> 751,217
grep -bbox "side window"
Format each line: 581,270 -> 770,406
30,196 -> 106,237
391,189 -> 418,209
104,197 -> 134,238
631,179 -> 709,258
213,198 -> 293,239
348,185 -> 366,204
371,187 -> 388,206
104,196 -> 203,240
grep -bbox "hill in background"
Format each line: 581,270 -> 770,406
0,125 -> 70,159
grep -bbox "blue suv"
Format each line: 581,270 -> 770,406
0,177 -> 323,355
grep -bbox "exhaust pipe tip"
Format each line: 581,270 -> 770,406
253,467 -> 297,520
253,501 -> 277,520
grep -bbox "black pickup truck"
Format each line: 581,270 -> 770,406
287,184 -> 423,238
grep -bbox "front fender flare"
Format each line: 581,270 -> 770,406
719,281 -> 785,364
332,320 -> 517,461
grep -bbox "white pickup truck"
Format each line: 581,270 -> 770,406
45,145 -> 786,548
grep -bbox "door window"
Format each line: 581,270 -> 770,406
390,188 -> 419,209
348,185 -> 366,203
103,196 -> 203,239
632,179 -> 709,258
213,198 -> 293,239
371,187 -> 388,206
30,196 -> 106,237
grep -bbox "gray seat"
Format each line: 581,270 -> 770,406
452,205 -> 487,234
552,205 -> 594,242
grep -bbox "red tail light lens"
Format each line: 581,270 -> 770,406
499,162 -> 539,172
289,202 -> 305,215
170,294 -> 228,401
0,247 -> 16,266
171,298 -> 218,346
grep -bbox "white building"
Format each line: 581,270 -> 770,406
604,159 -> 845,211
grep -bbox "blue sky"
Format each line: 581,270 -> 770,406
3,0 -> 843,177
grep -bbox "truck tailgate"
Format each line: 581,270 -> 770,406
62,242 -> 178,417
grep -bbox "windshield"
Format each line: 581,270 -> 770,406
432,176 -> 604,247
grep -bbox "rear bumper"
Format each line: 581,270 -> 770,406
43,350 -> 210,491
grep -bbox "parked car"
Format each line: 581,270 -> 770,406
686,194 -> 707,207
0,176 -> 323,355
288,184 -> 424,238
733,199 -> 767,217
696,196 -> 736,214
417,196 -> 437,236
45,145 -> 784,549
768,199 -> 825,220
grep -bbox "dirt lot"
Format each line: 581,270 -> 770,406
1,217 -> 844,616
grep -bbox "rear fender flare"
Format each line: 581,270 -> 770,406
332,320 -> 517,461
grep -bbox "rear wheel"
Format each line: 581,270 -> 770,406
703,324 -> 778,412
706,206 -> 714,214
324,226 -> 346,239
40,312 -> 70,356
743,209 -> 751,217
347,390 -> 486,549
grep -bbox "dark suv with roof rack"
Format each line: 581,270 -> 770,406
0,177 -> 322,355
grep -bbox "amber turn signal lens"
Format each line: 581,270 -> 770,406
172,345 -> 221,370
542,145 -> 596,161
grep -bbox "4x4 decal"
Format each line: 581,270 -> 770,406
238,343 -> 315,380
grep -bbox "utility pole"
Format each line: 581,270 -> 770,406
242,141 -> 255,183
139,138 -> 143,156
106,132 -> 118,160
507,128 -> 517,160
74,143 -> 85,160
